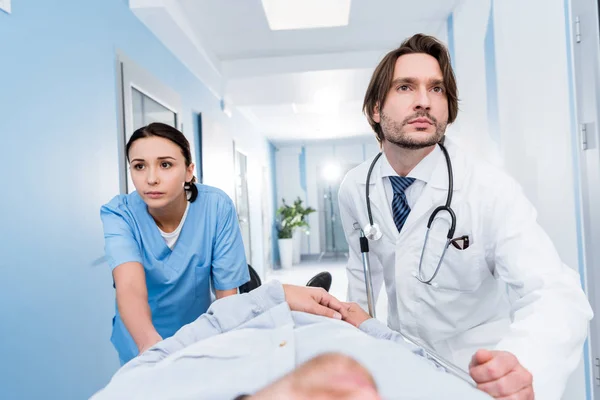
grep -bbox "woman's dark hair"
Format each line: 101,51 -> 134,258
126,122 -> 198,202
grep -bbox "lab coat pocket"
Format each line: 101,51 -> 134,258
419,233 -> 488,292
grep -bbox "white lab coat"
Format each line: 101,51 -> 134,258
338,138 -> 593,400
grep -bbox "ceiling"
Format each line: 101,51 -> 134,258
130,0 -> 463,143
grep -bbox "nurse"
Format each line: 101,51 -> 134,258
101,122 -> 249,364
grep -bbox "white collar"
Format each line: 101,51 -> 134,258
379,144 -> 442,184
158,201 -> 190,237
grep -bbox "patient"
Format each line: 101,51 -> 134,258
91,282 -> 491,399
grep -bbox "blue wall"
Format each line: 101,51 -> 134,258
446,13 -> 456,69
484,0 -> 501,146
0,1 -> 241,398
269,142 -> 280,267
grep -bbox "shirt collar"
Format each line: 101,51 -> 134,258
380,144 -> 442,184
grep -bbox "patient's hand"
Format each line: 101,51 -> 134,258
469,349 -> 534,399
340,302 -> 371,328
282,285 -> 344,320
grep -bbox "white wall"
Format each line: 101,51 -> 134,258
305,144 -> 335,253
452,0 -> 589,398
275,146 -> 304,209
275,138 -> 379,257
493,5 -> 587,395
451,0 -> 503,166
201,112 -> 271,278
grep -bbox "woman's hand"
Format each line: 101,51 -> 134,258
137,332 -> 163,354
114,262 -> 163,356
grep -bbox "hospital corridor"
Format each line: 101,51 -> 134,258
2,0 -> 600,399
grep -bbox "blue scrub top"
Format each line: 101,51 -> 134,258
100,184 -> 250,364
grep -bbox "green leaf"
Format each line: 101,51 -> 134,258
275,197 -> 316,237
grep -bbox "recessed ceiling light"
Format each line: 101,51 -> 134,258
261,0 -> 351,31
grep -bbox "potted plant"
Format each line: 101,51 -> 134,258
291,198 -> 316,264
276,198 -> 315,269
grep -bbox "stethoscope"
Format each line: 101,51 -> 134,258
354,139 -> 475,386
362,139 -> 457,287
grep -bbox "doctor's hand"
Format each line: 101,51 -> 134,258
340,302 -> 372,328
282,285 -> 344,320
469,349 -> 534,400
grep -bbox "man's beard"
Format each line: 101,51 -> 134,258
380,110 -> 447,149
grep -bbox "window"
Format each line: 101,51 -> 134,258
131,87 -> 177,129
116,51 -> 182,193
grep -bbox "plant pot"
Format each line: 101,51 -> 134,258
292,229 -> 302,265
278,238 -> 294,269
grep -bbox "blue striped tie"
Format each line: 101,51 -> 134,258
389,176 -> 415,233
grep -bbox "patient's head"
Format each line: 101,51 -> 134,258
250,353 -> 380,400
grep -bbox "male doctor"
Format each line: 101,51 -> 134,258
339,33 -> 593,400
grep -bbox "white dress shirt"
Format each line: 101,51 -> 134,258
380,145 -> 443,209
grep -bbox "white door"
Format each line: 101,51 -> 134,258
234,147 -> 252,264
262,165 -> 272,273
569,0 -> 600,395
